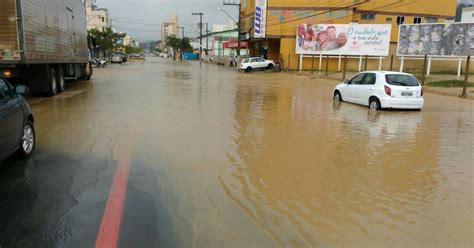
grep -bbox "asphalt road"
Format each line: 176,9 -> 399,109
1,57 -> 473,247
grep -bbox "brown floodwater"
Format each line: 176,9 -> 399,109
23,58 -> 474,247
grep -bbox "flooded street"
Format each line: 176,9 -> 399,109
1,57 -> 473,247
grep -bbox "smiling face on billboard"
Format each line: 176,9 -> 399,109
296,24 -> 392,56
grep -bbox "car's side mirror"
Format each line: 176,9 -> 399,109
15,85 -> 28,96
344,79 -> 350,84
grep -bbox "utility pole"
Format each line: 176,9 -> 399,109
178,27 -> 185,61
223,0 -> 241,57
205,23 -> 209,54
192,12 -> 204,65
178,27 -> 185,39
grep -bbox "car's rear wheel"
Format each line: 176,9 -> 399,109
246,67 -> 252,72
369,98 -> 381,110
17,120 -> 35,158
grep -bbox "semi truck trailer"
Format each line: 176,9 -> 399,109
0,0 -> 92,96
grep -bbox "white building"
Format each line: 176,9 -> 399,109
83,0 -> 110,31
461,6 -> 474,23
123,35 -> 132,46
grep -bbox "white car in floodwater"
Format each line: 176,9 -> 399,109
240,57 -> 275,72
333,71 -> 424,110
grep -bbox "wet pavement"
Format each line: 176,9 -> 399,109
0,57 -> 473,247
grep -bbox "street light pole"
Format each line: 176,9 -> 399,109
192,12 -> 204,65
222,1 -> 241,57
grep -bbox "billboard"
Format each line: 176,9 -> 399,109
254,0 -> 268,39
397,23 -> 474,57
296,24 -> 392,56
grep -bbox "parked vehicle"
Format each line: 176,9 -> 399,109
115,52 -> 128,62
0,76 -> 35,162
239,57 -> 275,72
111,54 -> 123,64
92,58 -> 107,68
333,71 -> 424,110
0,0 -> 92,96
159,53 -> 170,58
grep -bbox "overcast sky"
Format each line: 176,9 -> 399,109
97,0 -> 239,41
98,0 -> 474,41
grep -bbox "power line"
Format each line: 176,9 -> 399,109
192,12 -> 204,65
112,19 -> 162,26
113,26 -> 161,32
264,0 -> 366,27
265,1 -> 368,28
267,0 -> 408,34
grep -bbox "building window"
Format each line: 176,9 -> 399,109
426,17 -> 438,23
413,17 -> 422,24
396,16 -> 405,25
386,17 -> 392,23
102,17 -> 105,22
361,13 -> 375,20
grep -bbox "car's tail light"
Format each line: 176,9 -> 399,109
420,87 -> 424,96
384,85 -> 392,96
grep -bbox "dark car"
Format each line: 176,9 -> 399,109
0,76 -> 35,162
114,52 -> 128,63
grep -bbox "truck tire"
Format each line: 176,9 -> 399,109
85,63 -> 92,80
79,63 -> 92,80
48,67 -> 57,96
57,67 -> 65,93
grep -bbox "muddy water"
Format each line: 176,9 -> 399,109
25,58 -> 474,246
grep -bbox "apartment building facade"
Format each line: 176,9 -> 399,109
83,0 -> 110,32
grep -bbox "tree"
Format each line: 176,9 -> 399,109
166,35 -> 193,53
88,28 -> 126,57
179,37 -> 193,53
123,45 -> 143,54
166,35 -> 181,51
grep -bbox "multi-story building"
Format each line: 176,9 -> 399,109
160,15 -> 179,52
240,0 -> 457,71
83,0 -> 110,32
461,6 -> 474,23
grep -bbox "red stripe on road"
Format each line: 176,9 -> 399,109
95,148 -> 133,248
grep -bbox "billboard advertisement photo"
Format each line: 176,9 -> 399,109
296,24 -> 392,56
397,23 -> 474,57
254,0 -> 268,39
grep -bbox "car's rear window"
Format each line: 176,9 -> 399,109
385,74 -> 420,86
243,59 -> 249,63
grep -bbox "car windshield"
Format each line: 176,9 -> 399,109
385,74 -> 420,86
243,59 -> 249,63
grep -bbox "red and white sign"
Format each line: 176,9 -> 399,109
223,41 -> 249,49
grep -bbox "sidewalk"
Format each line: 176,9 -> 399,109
289,70 -> 474,100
